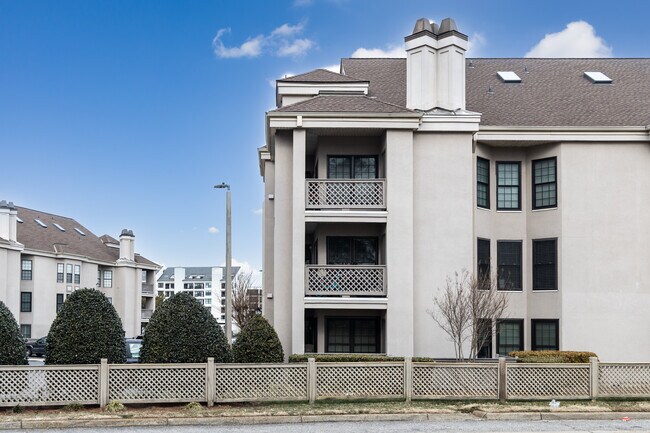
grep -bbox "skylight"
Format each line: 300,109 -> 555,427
584,71 -> 612,84
34,219 -> 47,228
53,223 -> 65,232
497,71 -> 522,83
16,217 -> 23,223
74,227 -> 86,236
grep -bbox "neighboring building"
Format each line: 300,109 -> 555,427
258,17 -> 650,361
156,266 -> 240,325
0,201 -> 160,338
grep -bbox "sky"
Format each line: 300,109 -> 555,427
1,0 -> 650,276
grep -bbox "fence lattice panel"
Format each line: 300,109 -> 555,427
305,266 -> 386,296
215,365 -> 307,402
317,363 -> 403,398
0,366 -> 98,406
507,364 -> 590,399
599,363 -> 650,397
413,363 -> 498,398
306,180 -> 385,209
109,365 -> 205,403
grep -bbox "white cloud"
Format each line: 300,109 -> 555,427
320,64 -> 339,73
467,33 -> 486,57
213,22 -> 314,59
351,46 -> 405,58
223,259 -> 262,286
253,208 -> 263,215
208,227 -> 219,234
525,21 -> 612,58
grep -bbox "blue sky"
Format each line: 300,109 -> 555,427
1,0 -> 649,274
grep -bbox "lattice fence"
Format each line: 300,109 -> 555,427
109,365 -> 206,403
507,364 -> 590,399
0,366 -> 98,406
599,363 -> 650,397
306,180 -> 386,209
215,365 -> 308,402
305,266 -> 386,296
413,363 -> 498,399
316,363 -> 404,399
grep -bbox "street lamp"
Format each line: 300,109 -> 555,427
214,182 -> 232,343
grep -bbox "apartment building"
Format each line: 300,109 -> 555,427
0,201 -> 160,338
157,266 -> 240,325
258,17 -> 650,361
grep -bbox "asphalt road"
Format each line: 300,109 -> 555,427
6,419 -> 650,433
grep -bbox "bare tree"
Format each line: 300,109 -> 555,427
231,271 -> 260,329
428,270 -> 508,360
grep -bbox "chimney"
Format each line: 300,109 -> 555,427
119,229 -> 135,261
0,200 -> 18,243
405,17 -> 468,111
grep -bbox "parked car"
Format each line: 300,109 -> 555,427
125,338 -> 142,363
26,337 -> 47,357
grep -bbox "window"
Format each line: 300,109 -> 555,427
497,162 -> 521,210
97,270 -> 101,287
20,324 -> 31,339
103,270 -> 113,288
327,155 -> 378,179
57,263 -> 64,283
56,293 -> 65,313
21,292 -> 32,312
66,264 -> 72,284
477,318 -> 492,358
532,319 -> 559,351
205,298 -> 211,305
497,241 -> 522,290
533,239 -> 557,290
142,270 -> 147,282
327,237 -> 378,265
158,283 -> 163,288
477,157 -> 490,209
497,319 -> 524,356
326,318 -> 380,353
477,238 -> 490,285
21,260 -> 32,280
532,157 -> 557,209
74,265 -> 80,284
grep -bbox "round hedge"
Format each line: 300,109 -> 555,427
140,292 -> 231,363
233,315 -> 284,363
0,300 -> 27,365
46,289 -> 126,364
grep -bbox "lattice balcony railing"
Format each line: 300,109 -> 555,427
305,265 -> 387,297
141,309 -> 153,319
141,283 -> 154,294
306,179 -> 386,209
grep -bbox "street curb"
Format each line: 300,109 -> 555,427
541,412 -> 650,421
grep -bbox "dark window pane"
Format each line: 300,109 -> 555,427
327,238 -> 352,265
532,319 -> 559,351
497,163 -> 520,210
353,157 -> 377,179
327,319 -> 351,353
353,238 -> 378,265
353,319 -> 378,353
328,157 -> 352,179
498,320 -> 523,356
497,241 -> 522,290
327,318 -> 380,354
21,260 -> 32,280
477,239 -> 490,282
20,324 -> 31,339
20,292 -> 32,312
533,158 -> 557,209
57,263 -> 64,283
56,293 -> 65,313
477,158 -> 490,208
533,239 -> 557,290
477,318 -> 492,358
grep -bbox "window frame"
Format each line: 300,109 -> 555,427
532,238 -> 558,291
103,270 -> 113,288
66,264 -> 73,284
325,317 -> 381,354
20,292 -> 32,312
74,265 -> 81,285
476,157 -> 490,209
497,240 -> 523,291
326,236 -> 379,265
56,293 -> 65,313
21,260 -> 32,281
477,238 -> 491,286
532,157 -> 557,210
496,161 -> 522,211
496,319 -> 524,356
57,263 -> 64,283
20,324 -> 31,339
531,319 -> 560,351
326,155 -> 379,179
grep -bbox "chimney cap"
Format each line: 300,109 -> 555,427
0,200 -> 16,210
412,18 -> 437,35
438,17 -> 458,34
120,229 -> 135,237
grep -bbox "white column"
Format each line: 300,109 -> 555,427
385,130 -> 414,356
291,129 -> 306,354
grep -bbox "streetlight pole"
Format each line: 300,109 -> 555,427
214,182 -> 232,343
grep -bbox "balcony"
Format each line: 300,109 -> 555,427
306,179 -> 386,210
305,265 -> 387,297
141,309 -> 153,320
141,283 -> 154,295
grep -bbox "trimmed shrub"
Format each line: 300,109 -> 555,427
47,289 -> 126,364
140,292 -> 231,363
509,350 -> 597,363
232,315 -> 283,363
289,354 -> 435,363
0,300 -> 27,365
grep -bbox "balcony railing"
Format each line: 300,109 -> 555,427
306,179 -> 386,210
305,265 -> 387,297
141,309 -> 153,320
141,283 -> 154,295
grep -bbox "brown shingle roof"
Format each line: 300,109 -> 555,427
341,58 -> 406,107
16,206 -> 158,267
278,68 -> 365,83
271,94 -> 416,114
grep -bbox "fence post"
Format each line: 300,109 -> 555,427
404,357 -> 413,403
590,356 -> 599,400
206,357 -> 215,407
307,358 -> 317,404
99,358 -> 108,408
498,357 -> 507,402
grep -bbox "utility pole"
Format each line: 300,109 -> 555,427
214,182 -> 232,343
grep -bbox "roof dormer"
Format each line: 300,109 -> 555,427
275,68 -> 369,107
